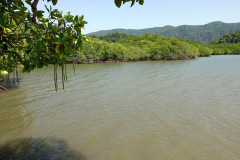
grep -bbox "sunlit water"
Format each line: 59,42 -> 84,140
0,55 -> 240,160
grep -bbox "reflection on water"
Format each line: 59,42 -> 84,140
0,138 -> 86,160
0,55 -> 240,160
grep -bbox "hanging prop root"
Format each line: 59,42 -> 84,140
0,83 -> 8,91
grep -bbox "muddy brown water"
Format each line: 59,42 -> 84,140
0,55 -> 240,160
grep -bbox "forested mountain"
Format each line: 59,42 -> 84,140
87,21 -> 240,43
89,33 -> 130,43
210,30 -> 240,44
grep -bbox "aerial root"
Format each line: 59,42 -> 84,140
0,83 -> 8,91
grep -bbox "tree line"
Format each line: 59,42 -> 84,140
71,33 -> 207,63
77,31 -> 240,64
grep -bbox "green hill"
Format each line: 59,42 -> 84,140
89,32 -> 130,43
210,30 -> 240,44
87,21 -> 240,43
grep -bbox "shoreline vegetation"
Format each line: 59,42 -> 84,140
65,57 -> 196,65
65,32 -> 240,64
1,32 -> 240,91
1,1 -> 239,91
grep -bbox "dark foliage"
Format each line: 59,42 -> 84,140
210,30 -> 240,44
89,32 -> 130,43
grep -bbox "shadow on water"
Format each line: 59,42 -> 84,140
0,137 -> 86,160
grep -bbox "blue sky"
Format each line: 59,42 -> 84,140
35,0 -> 240,34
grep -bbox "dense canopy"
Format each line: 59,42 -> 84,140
0,0 -> 144,91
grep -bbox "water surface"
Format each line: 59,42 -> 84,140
0,55 -> 240,160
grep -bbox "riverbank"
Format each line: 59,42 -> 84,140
67,55 -> 198,64
67,53 -> 240,64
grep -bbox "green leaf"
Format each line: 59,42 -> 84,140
139,0 -> 144,5
64,12 -> 70,18
58,19 -> 62,27
81,21 -> 87,25
123,0 -> 131,4
37,24 -> 45,29
66,15 -> 74,22
52,0 -> 58,6
26,44 -> 32,53
12,5 -> 21,10
2,12 -> 8,25
21,7 -> 28,12
25,0 -> 32,5
115,0 -> 122,8
27,13 -> 32,22
25,22 -> 28,32
52,9 -> 58,13
25,37 -> 32,43
79,15 -> 84,21
45,5 -> 49,12
131,0 -> 135,7
74,15 -> 78,24
5,28 -> 13,34
36,10 -> 45,18
55,14 -> 62,18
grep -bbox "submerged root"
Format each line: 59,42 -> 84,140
0,83 -> 8,92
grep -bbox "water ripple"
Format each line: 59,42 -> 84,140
1,56 -> 240,160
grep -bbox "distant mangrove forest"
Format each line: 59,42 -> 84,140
71,31 -> 240,63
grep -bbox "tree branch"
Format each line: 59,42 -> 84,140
31,0 -> 39,22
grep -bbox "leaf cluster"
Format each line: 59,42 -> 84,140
89,32 -> 130,43
210,30 -> 240,44
114,0 -> 144,8
0,0 -> 87,91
